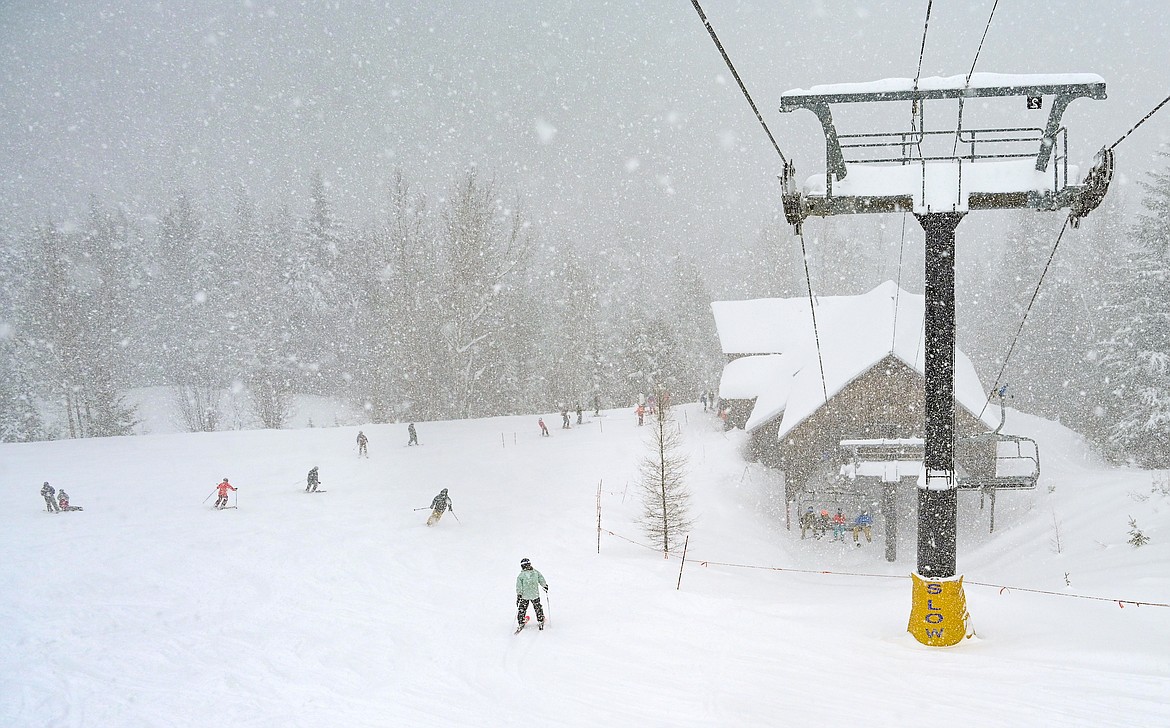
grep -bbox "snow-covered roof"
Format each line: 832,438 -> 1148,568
712,281 -> 997,437
802,160 -> 1076,214
782,72 -> 1106,99
718,354 -> 796,425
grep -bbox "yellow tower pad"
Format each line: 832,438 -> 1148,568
908,573 -> 971,647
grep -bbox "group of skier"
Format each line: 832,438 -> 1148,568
39,481 -> 82,513
356,424 -> 420,456
36,420 -> 548,634
799,506 -> 874,545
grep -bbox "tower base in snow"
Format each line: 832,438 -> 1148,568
908,572 -> 971,647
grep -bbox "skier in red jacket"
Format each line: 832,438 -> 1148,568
214,478 -> 237,509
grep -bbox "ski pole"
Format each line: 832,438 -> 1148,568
451,511 -> 461,523
412,507 -> 431,511
202,490 -> 216,504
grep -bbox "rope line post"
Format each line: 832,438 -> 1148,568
676,535 -> 690,591
596,480 -> 603,555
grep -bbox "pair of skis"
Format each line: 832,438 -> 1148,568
513,615 -> 547,634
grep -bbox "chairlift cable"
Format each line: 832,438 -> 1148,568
1109,91 -> 1170,151
910,1 -> 935,158
688,0 -> 789,165
977,215 -> 1071,420
797,228 -> 831,403
951,0 -> 1001,156
912,0 -> 934,92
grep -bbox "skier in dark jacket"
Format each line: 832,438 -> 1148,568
356,431 -> 368,457
407,423 -> 419,446
515,557 -> 549,631
814,509 -> 830,540
426,488 -> 452,526
40,482 -> 60,513
306,466 -> 322,493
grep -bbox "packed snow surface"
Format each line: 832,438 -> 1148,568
2,403 -> 1168,726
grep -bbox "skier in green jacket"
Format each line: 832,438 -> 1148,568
515,557 -> 549,631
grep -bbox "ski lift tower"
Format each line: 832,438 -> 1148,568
778,72 -> 1111,647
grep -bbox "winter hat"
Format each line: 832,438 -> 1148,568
520,558 -> 532,569
441,488 -> 448,494
820,509 -> 829,516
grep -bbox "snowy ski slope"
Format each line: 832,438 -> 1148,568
1,404 -> 1167,726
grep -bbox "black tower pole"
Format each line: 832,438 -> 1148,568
915,212 -> 965,578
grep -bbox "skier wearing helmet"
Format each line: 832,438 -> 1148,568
515,558 -> 549,632
426,488 -> 453,526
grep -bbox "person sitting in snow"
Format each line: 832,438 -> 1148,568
426,488 -> 453,526
40,481 -> 60,513
515,557 -> 549,631
853,510 -> 874,544
214,478 -> 237,509
799,507 -> 817,539
306,466 -> 322,493
57,489 -> 82,512
831,508 -> 847,542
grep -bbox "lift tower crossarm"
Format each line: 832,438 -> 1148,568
780,73 -> 1106,178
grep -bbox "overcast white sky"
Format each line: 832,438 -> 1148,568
2,1 -> 1167,261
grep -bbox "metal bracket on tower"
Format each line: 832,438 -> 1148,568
1069,147 -> 1115,227
780,160 -> 807,234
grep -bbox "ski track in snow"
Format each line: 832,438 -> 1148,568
1,405 -> 1168,726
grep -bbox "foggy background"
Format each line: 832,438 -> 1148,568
3,1 -> 1166,260
2,0 -> 1169,459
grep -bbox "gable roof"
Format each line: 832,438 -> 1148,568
712,281 -> 998,437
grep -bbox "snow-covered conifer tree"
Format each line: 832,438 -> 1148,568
1097,152 -> 1170,466
638,391 -> 692,555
